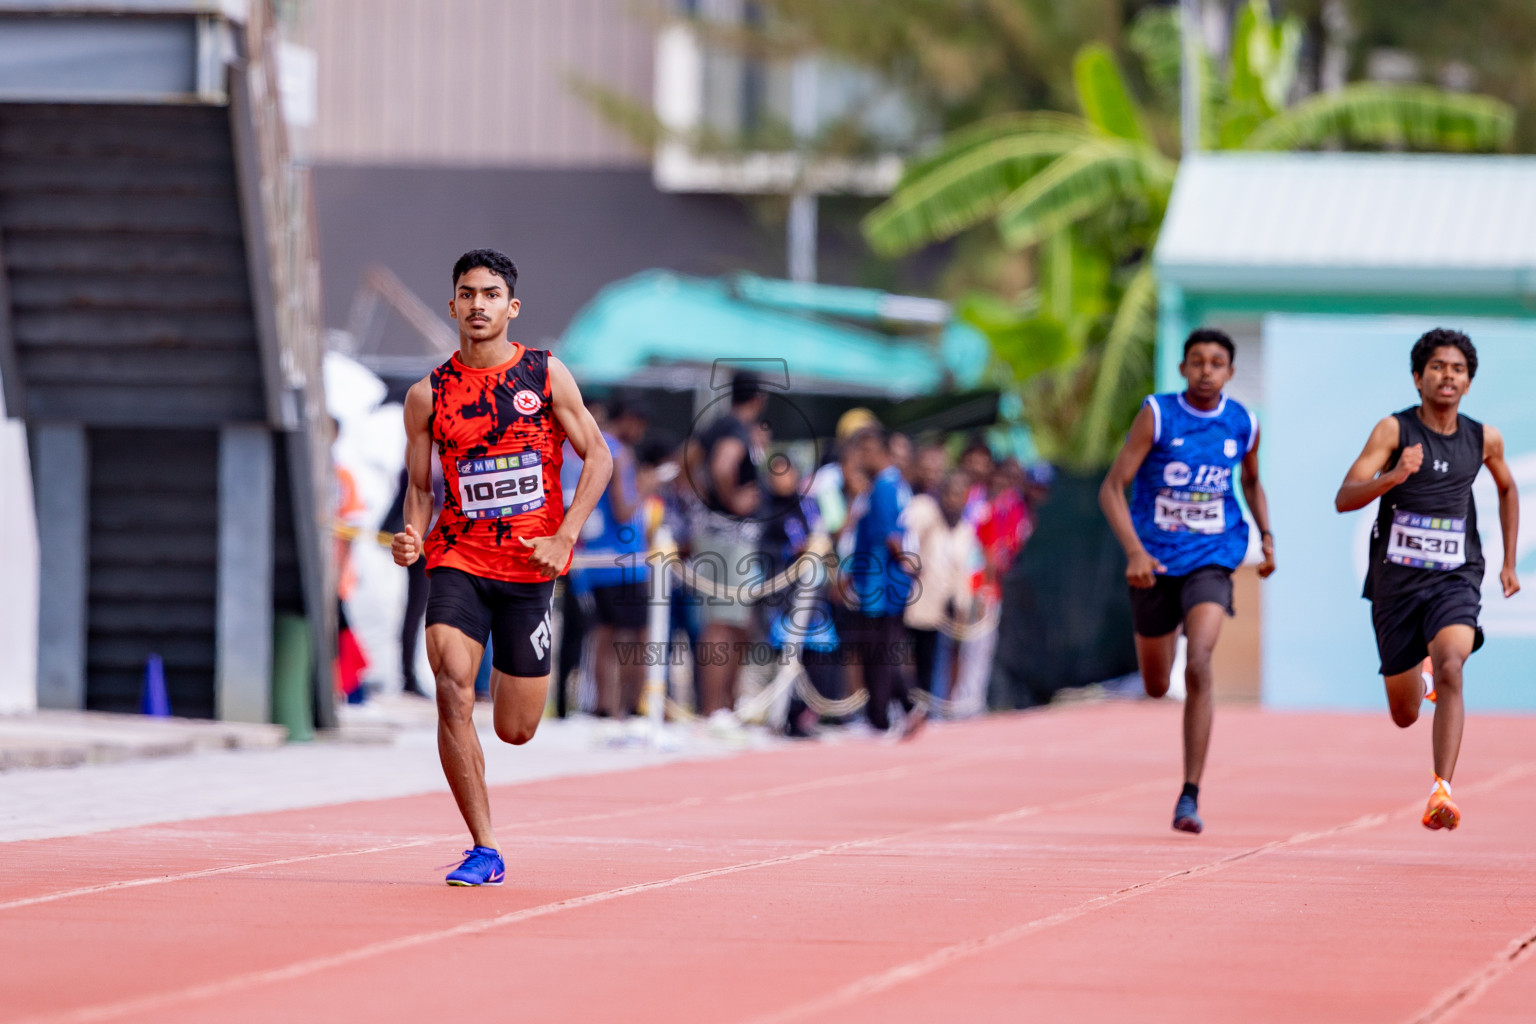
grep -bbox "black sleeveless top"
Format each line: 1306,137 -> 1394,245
698,413 -> 760,514
1364,407 -> 1484,601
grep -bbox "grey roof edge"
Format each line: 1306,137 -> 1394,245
1177,150 -> 1536,168
0,0 -> 246,19
1154,263 -> 1536,297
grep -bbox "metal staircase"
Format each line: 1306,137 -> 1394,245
0,1 -> 332,725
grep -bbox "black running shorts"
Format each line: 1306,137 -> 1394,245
426,568 -> 556,677
1128,565 -> 1235,638
1370,574 -> 1483,677
588,580 -> 649,630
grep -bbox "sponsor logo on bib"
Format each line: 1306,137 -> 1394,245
457,452 -> 546,520
1163,461 -> 1192,487
1387,509 -> 1466,571
513,389 -> 542,416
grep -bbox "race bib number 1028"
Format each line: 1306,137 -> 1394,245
457,452 -> 545,520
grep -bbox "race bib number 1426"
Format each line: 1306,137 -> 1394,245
1154,489 -> 1225,534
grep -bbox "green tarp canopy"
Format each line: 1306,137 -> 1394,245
557,271 -> 990,397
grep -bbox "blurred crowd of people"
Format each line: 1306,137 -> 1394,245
550,372 -> 1053,739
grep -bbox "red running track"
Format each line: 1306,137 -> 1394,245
5,701 -> 1536,1024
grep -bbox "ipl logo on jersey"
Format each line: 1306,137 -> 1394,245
1163,461 -> 1192,487
512,389 -> 542,416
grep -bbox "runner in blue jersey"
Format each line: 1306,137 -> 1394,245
1100,328 -> 1276,834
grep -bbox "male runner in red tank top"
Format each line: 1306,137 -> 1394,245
391,249 -> 612,885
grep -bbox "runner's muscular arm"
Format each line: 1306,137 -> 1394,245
1240,425 -> 1276,578
1098,404 -> 1164,588
1483,424 -> 1521,598
1334,416 -> 1420,513
522,356 -> 612,577
391,380 -> 434,567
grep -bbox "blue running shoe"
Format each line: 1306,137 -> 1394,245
446,846 -> 504,886
1172,794 -> 1203,834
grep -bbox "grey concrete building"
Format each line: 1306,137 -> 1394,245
0,0 -> 332,724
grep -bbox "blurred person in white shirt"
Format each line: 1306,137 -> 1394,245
903,471 -> 981,700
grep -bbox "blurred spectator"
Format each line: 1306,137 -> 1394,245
692,372 -> 767,719
554,400 -> 607,717
846,425 -> 923,737
1023,461 -> 1054,518
759,453 -> 837,737
959,434 -> 996,524
903,470 -> 981,696
810,406 -> 876,536
381,461 -> 443,697
652,440 -> 703,707
911,442 -> 948,496
332,427 -> 370,704
974,457 -> 1029,586
633,438 -> 675,547
890,431 -> 914,487
573,398 -> 650,718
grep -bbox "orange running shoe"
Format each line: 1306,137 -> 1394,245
1423,779 -> 1459,831
1421,657 -> 1436,703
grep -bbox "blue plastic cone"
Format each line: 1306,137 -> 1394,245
141,653 -> 171,717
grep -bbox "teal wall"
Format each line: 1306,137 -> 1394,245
1261,314 -> 1536,712
1155,283 -> 1536,392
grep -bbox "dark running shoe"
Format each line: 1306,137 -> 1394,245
445,846 -> 505,886
1172,793 -> 1204,834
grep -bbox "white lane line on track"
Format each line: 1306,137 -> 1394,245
0,799 -> 703,913
18,778 -> 1171,1024
0,738 -> 1067,914
739,759 -> 1536,1024
1408,923 -> 1536,1024
1401,762 -> 1536,1024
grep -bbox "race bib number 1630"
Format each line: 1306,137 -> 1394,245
1387,510 -> 1466,571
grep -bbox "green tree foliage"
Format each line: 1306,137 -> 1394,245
1287,0 -> 1536,151
863,0 -> 1515,471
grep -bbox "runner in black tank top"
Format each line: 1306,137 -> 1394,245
1335,329 -> 1521,833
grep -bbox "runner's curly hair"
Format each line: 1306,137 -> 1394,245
1183,327 -> 1235,362
1411,328 -> 1477,379
452,249 -> 519,296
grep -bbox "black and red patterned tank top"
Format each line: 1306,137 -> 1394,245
425,346 -> 568,583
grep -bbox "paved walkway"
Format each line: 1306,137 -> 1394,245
0,699 -> 775,843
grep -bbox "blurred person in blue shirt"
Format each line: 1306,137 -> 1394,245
571,397 -> 650,718
847,425 -> 924,738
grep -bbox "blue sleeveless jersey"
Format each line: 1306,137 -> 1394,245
571,432 -> 648,592
1129,392 -> 1257,576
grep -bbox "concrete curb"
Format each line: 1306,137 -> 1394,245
0,711 -> 287,771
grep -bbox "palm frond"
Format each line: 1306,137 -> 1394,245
1074,263 -> 1158,470
1242,83 -> 1515,152
993,141 -> 1175,251
896,111 -> 1093,185
961,292 -> 1082,384
1072,43 -> 1149,143
862,130 -> 1092,256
